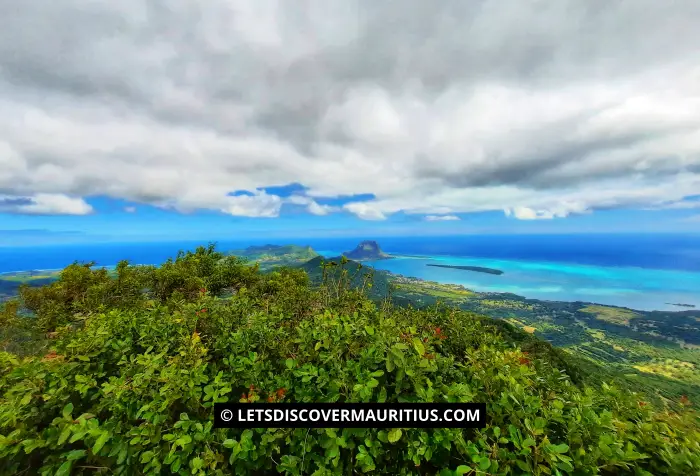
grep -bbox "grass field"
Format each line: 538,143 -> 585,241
580,304 -> 640,326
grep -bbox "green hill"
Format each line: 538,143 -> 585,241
0,244 -> 698,475
298,255 -> 391,300
229,244 -> 319,271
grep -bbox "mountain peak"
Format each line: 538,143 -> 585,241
342,240 -> 392,261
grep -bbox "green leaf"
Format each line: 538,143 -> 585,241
412,338 -> 425,356
58,427 -> 72,445
62,403 -> 74,420
92,432 -> 110,455
522,437 -> 536,448
223,439 -> 237,449
55,461 -> 72,476
140,450 -> 154,463
479,457 -> 491,470
328,446 -> 339,459
387,428 -> 402,443
285,358 -> 295,369
455,465 -> 470,475
365,326 -> 375,335
549,443 -> 569,454
386,359 -> 395,373
117,446 -> 128,465
65,449 -> 87,461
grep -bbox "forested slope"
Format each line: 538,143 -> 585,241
0,245 -> 698,475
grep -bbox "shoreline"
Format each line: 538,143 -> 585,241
426,263 -> 504,275
2,253 -> 698,314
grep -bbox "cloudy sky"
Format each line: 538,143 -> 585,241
1,0 -> 699,243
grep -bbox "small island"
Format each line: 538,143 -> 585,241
666,302 -> 696,308
426,264 -> 504,275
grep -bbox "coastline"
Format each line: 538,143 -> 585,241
367,253 -> 700,313
2,247 -> 699,313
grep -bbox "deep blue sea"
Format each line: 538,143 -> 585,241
1,234 -> 698,311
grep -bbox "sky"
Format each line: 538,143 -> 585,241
1,0 -> 699,245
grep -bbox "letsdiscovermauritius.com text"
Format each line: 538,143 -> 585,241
214,402 -> 487,428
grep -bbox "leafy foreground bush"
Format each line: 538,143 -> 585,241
0,246 -> 698,475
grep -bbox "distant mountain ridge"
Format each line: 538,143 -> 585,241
342,240 -> 392,261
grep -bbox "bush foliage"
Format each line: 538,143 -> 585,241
0,245 -> 698,475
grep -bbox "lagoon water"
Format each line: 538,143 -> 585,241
1,234 -> 698,312
313,234 -> 700,312
327,253 -> 700,312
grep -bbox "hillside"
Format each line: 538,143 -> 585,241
0,244 -> 698,475
298,255 -> 391,300
3,245 -> 699,405
388,274 -> 700,404
228,244 -> 319,271
0,271 -> 59,302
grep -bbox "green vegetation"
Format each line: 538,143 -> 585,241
390,276 -> 474,302
298,256 -> 391,301
579,305 -> 640,326
633,359 -> 699,383
0,271 -> 61,302
386,276 -> 700,405
0,271 -> 61,283
228,245 -> 319,271
0,245 -> 699,475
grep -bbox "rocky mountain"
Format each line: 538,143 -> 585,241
342,240 -> 392,261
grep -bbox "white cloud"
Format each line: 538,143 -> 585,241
0,1 -> 699,221
343,202 -> 386,221
124,206 -> 136,213
0,194 -> 93,215
506,207 -> 556,220
425,215 -> 460,221
286,195 -> 338,215
306,201 -> 336,216
218,192 -> 283,218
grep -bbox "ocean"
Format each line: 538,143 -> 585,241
1,234 -> 698,311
